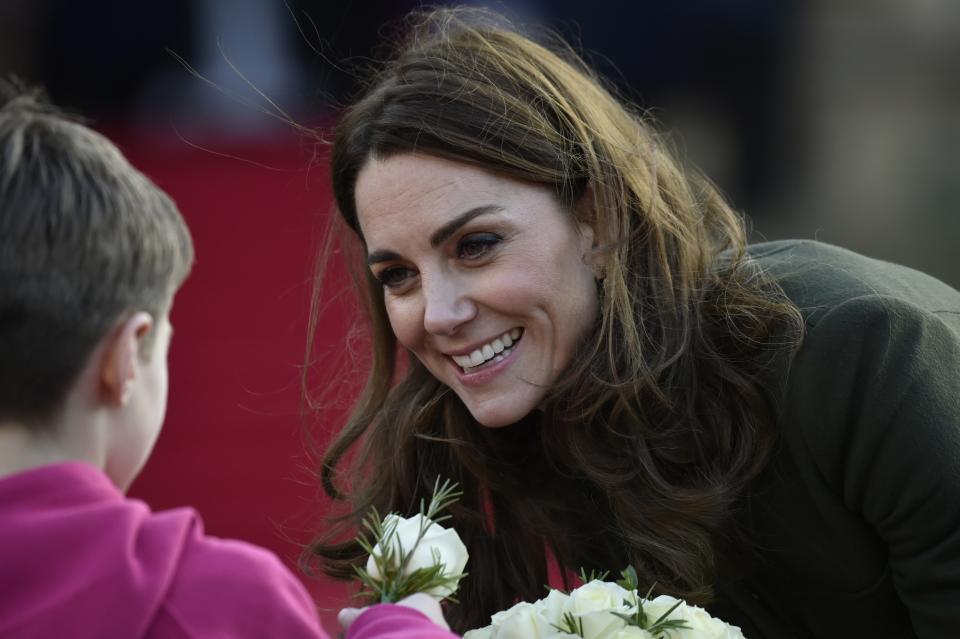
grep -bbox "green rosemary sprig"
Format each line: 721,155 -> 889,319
551,612 -> 586,637
610,569 -> 691,638
579,567 -> 611,583
353,478 -> 466,604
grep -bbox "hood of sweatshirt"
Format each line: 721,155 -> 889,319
0,462 -> 192,638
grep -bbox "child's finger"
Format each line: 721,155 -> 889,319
337,606 -> 365,630
396,593 -> 450,630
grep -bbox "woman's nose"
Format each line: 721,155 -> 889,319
421,273 -> 477,336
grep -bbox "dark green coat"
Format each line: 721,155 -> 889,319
710,241 -> 960,638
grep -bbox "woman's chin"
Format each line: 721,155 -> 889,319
463,399 -> 535,429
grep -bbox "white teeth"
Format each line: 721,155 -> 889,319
451,328 -> 524,371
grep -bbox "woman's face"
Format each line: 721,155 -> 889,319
354,153 -> 599,427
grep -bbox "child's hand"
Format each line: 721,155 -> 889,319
337,593 -> 451,631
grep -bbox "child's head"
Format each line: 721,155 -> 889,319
0,81 -> 194,487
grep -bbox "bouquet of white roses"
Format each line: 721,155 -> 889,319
353,482 -> 744,639
353,479 -> 469,604
462,567 -> 746,639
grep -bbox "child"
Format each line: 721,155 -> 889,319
0,83 -> 456,639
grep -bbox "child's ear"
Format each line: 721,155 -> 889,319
99,312 -> 153,407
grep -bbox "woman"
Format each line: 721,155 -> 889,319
305,8 -> 960,638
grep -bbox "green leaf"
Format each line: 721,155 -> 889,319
550,612 -> 585,637
616,565 -> 639,591
646,599 -> 691,637
577,567 -> 610,583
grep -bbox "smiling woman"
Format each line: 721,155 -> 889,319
304,7 -> 960,639
355,154 -> 598,428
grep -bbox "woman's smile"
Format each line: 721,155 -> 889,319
449,328 -> 523,388
354,153 -> 599,427
448,328 -> 522,372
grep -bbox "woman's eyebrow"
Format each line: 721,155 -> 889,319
367,249 -> 401,266
366,205 -> 505,266
429,205 -> 504,248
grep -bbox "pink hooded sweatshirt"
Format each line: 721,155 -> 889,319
0,462 -> 458,639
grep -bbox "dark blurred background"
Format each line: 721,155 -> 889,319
3,0 -> 958,632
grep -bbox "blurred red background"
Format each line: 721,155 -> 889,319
119,132 -> 353,631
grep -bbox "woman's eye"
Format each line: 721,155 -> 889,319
377,266 -> 415,289
457,233 -> 501,260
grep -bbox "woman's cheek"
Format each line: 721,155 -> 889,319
386,297 -> 423,348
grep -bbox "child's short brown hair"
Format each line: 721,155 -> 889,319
0,80 -> 194,426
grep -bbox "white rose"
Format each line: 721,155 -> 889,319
642,596 -> 746,639
563,581 -> 634,639
533,588 -> 571,625
608,627 -> 655,639
489,602 -> 555,639
565,580 -> 635,614
473,598 -> 580,639
640,594 -> 686,625
673,603 -> 746,639
365,513 -> 468,599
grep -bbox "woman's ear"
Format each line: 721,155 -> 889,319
573,184 -> 604,279
99,312 -> 153,407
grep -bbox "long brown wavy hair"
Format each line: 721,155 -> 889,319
304,8 -> 803,632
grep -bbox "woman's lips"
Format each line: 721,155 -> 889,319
453,332 -> 523,387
